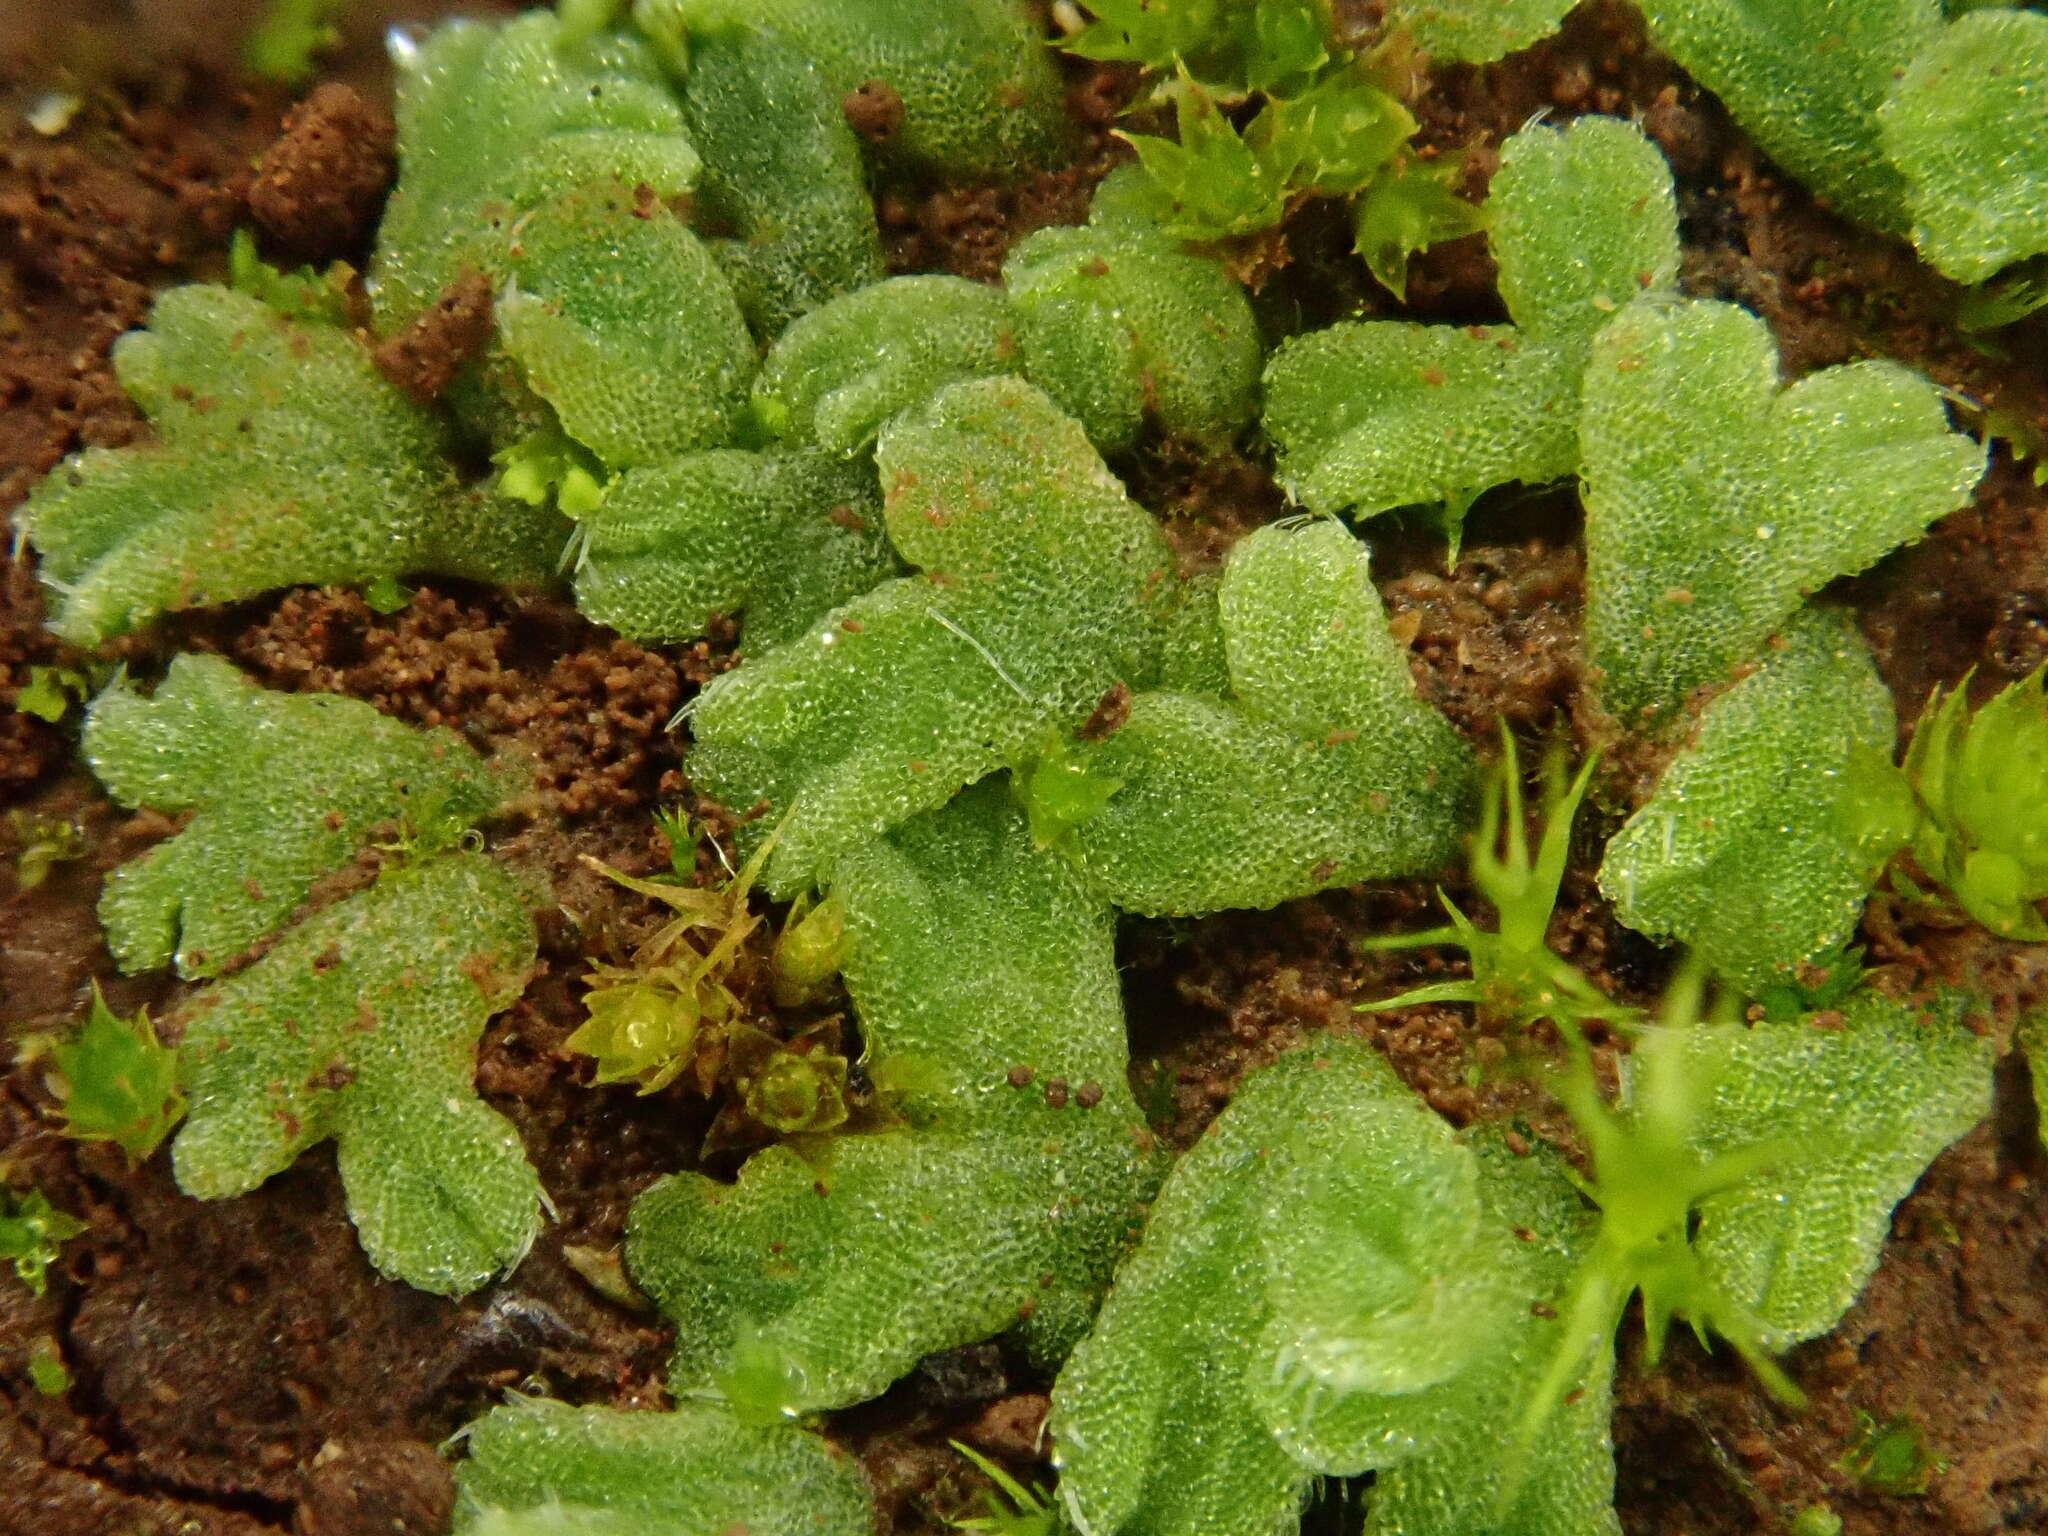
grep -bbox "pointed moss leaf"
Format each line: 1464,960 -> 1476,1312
172,852 -> 541,1295
373,12 -> 702,330
85,654 -> 503,979
496,185 -> 755,468
1685,990 -> 1993,1345
627,784 -> 1155,1410
1049,1041 -> 1612,1536
574,451 -> 894,645
1120,90 -> 1273,244
1254,71 -> 1414,200
1598,608 -> 1897,991
1878,10 -> 2048,283
1637,0 -> 1937,232
1062,0 -> 1330,95
1383,0 -> 1578,63
1352,152 -> 1490,303
1582,298 -> 1982,718
676,23 -> 886,338
688,377 -> 1179,895
454,1396 -> 872,1536
753,276 -> 1021,457
1121,72 -> 1413,244
1004,219 -> 1262,453
49,991 -> 185,1161
636,0 -> 1071,175
1048,519 -> 1472,915
1264,116 -> 1677,520
15,286 -> 565,645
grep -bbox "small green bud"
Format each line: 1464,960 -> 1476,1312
16,666 -> 87,723
8,809 -> 86,892
771,893 -> 846,1007
1840,1410 -> 1946,1496
362,576 -> 415,616
1015,736 -> 1124,850
568,979 -> 710,1095
0,1188 -> 87,1297
1900,669 -> 2048,937
28,1341 -> 71,1397
718,1328 -> 804,1428
742,1049 -> 850,1137
494,425 -> 609,517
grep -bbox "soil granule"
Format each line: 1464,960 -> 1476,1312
247,82 -> 394,261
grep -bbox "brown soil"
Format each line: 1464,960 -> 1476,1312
247,83 -> 395,261
2,4 -> 2046,1536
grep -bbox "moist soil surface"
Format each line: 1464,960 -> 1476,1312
3,4 -> 2047,1534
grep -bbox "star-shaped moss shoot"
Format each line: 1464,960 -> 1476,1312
672,20 -> 886,337
452,1393 -> 873,1536
83,653 -> 504,979
571,450 -> 898,649
1520,972 -> 1802,1460
1599,607 -> 1903,992
171,851 -> 541,1296
1032,517 -> 1476,916
567,827 -> 864,1159
626,782 -> 1157,1415
1357,728 -> 1623,1032
1110,67 -> 1416,246
1262,115 -> 1678,553
1877,9 -> 2048,284
41,987 -> 186,1163
1516,971 -> 1991,1463
1580,296 -> 1983,721
1893,665 -> 2048,940
1050,1037 -> 1618,1536
687,377 -> 1181,897
14,286 -> 565,646
631,0 -> 1072,176
1058,0 -> 1331,97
